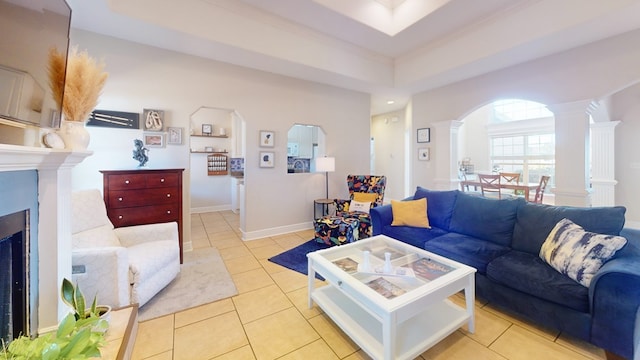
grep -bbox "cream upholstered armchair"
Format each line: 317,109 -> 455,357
70,189 -> 180,308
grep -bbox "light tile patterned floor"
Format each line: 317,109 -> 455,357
131,211 -> 606,360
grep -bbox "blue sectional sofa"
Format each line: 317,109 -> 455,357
370,187 -> 640,359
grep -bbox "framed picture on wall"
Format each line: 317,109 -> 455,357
142,109 -> 164,131
260,151 -> 275,168
418,148 -> 430,161
167,127 -> 183,145
143,133 -> 165,148
417,128 -> 430,143
259,130 -> 275,147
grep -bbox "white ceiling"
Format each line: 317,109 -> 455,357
66,0 -> 640,115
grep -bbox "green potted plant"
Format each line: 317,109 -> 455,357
0,279 -> 108,359
60,279 -> 111,323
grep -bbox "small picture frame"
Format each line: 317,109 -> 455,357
167,127 -> 183,145
202,124 -> 213,136
143,109 -> 164,131
143,132 -> 165,148
260,151 -> 275,168
259,130 -> 275,147
417,128 -> 430,143
418,148 -> 430,161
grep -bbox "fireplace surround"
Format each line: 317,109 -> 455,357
0,209 -> 29,343
0,143 -> 91,335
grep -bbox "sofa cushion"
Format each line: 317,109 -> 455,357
413,187 -> 458,230
391,198 -> 430,228
539,218 -> 627,287
487,251 -> 589,313
512,202 -> 626,255
381,225 -> 448,249
424,233 -> 511,274
449,192 -> 523,247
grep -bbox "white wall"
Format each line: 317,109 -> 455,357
371,110 -> 406,201
69,29 -> 371,241
458,107 -> 491,173
408,28 -> 640,225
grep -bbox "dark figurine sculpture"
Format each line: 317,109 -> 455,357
132,139 -> 149,167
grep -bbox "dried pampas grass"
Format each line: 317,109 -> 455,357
48,46 -> 108,122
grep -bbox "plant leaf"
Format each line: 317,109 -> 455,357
74,283 -> 86,320
61,278 -> 75,310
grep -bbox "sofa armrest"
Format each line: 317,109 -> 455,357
72,247 -> 130,308
589,255 -> 640,359
114,221 -> 178,248
370,204 -> 393,236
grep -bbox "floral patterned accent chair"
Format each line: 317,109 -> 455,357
334,174 -> 387,239
313,216 -> 360,246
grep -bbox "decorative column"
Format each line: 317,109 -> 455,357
590,121 -> 620,206
432,120 -> 463,190
546,100 -> 597,207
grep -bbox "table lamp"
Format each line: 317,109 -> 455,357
315,156 -> 335,199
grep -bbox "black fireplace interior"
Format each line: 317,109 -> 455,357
0,210 -> 29,344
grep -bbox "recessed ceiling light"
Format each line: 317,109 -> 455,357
387,100 -> 395,105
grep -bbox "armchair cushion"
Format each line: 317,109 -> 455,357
71,189 -> 114,233
349,200 -> 371,213
353,192 -> 379,204
72,224 -> 121,248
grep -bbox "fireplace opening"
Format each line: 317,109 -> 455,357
0,210 -> 29,344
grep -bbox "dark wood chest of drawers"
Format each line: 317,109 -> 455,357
101,169 -> 185,263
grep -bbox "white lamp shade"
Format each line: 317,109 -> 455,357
315,157 -> 335,172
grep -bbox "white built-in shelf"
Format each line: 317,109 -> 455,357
190,134 -> 228,138
190,151 -> 229,154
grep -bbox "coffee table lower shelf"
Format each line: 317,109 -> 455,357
312,285 -> 469,360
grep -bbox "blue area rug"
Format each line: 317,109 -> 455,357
268,240 -> 331,280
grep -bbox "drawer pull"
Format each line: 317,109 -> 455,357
118,215 -> 123,219
166,194 -> 171,198
166,210 -> 171,214
125,180 -> 130,184
160,178 -> 165,182
118,197 -> 123,202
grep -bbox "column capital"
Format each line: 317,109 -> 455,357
546,99 -> 599,115
590,120 -> 621,130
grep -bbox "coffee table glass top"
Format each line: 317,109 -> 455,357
309,235 -> 473,301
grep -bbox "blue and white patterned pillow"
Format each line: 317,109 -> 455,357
539,218 -> 627,287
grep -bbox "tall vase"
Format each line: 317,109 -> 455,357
59,120 -> 90,150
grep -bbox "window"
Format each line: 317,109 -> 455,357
489,100 -> 555,185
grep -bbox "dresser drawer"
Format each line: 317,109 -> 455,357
108,205 -> 179,228
107,188 -> 180,209
106,174 -> 148,190
145,172 -> 180,188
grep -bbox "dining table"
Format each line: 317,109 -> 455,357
460,179 -> 539,201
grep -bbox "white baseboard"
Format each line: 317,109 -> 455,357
242,222 -> 313,241
190,205 -> 231,213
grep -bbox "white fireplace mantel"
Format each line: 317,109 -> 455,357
0,143 -> 92,332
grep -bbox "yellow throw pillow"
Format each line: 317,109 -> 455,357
391,198 -> 430,228
353,192 -> 379,204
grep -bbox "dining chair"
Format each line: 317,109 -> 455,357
500,172 -> 521,196
531,175 -> 551,203
478,173 -> 502,199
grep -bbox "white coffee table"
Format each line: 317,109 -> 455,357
307,235 -> 476,360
